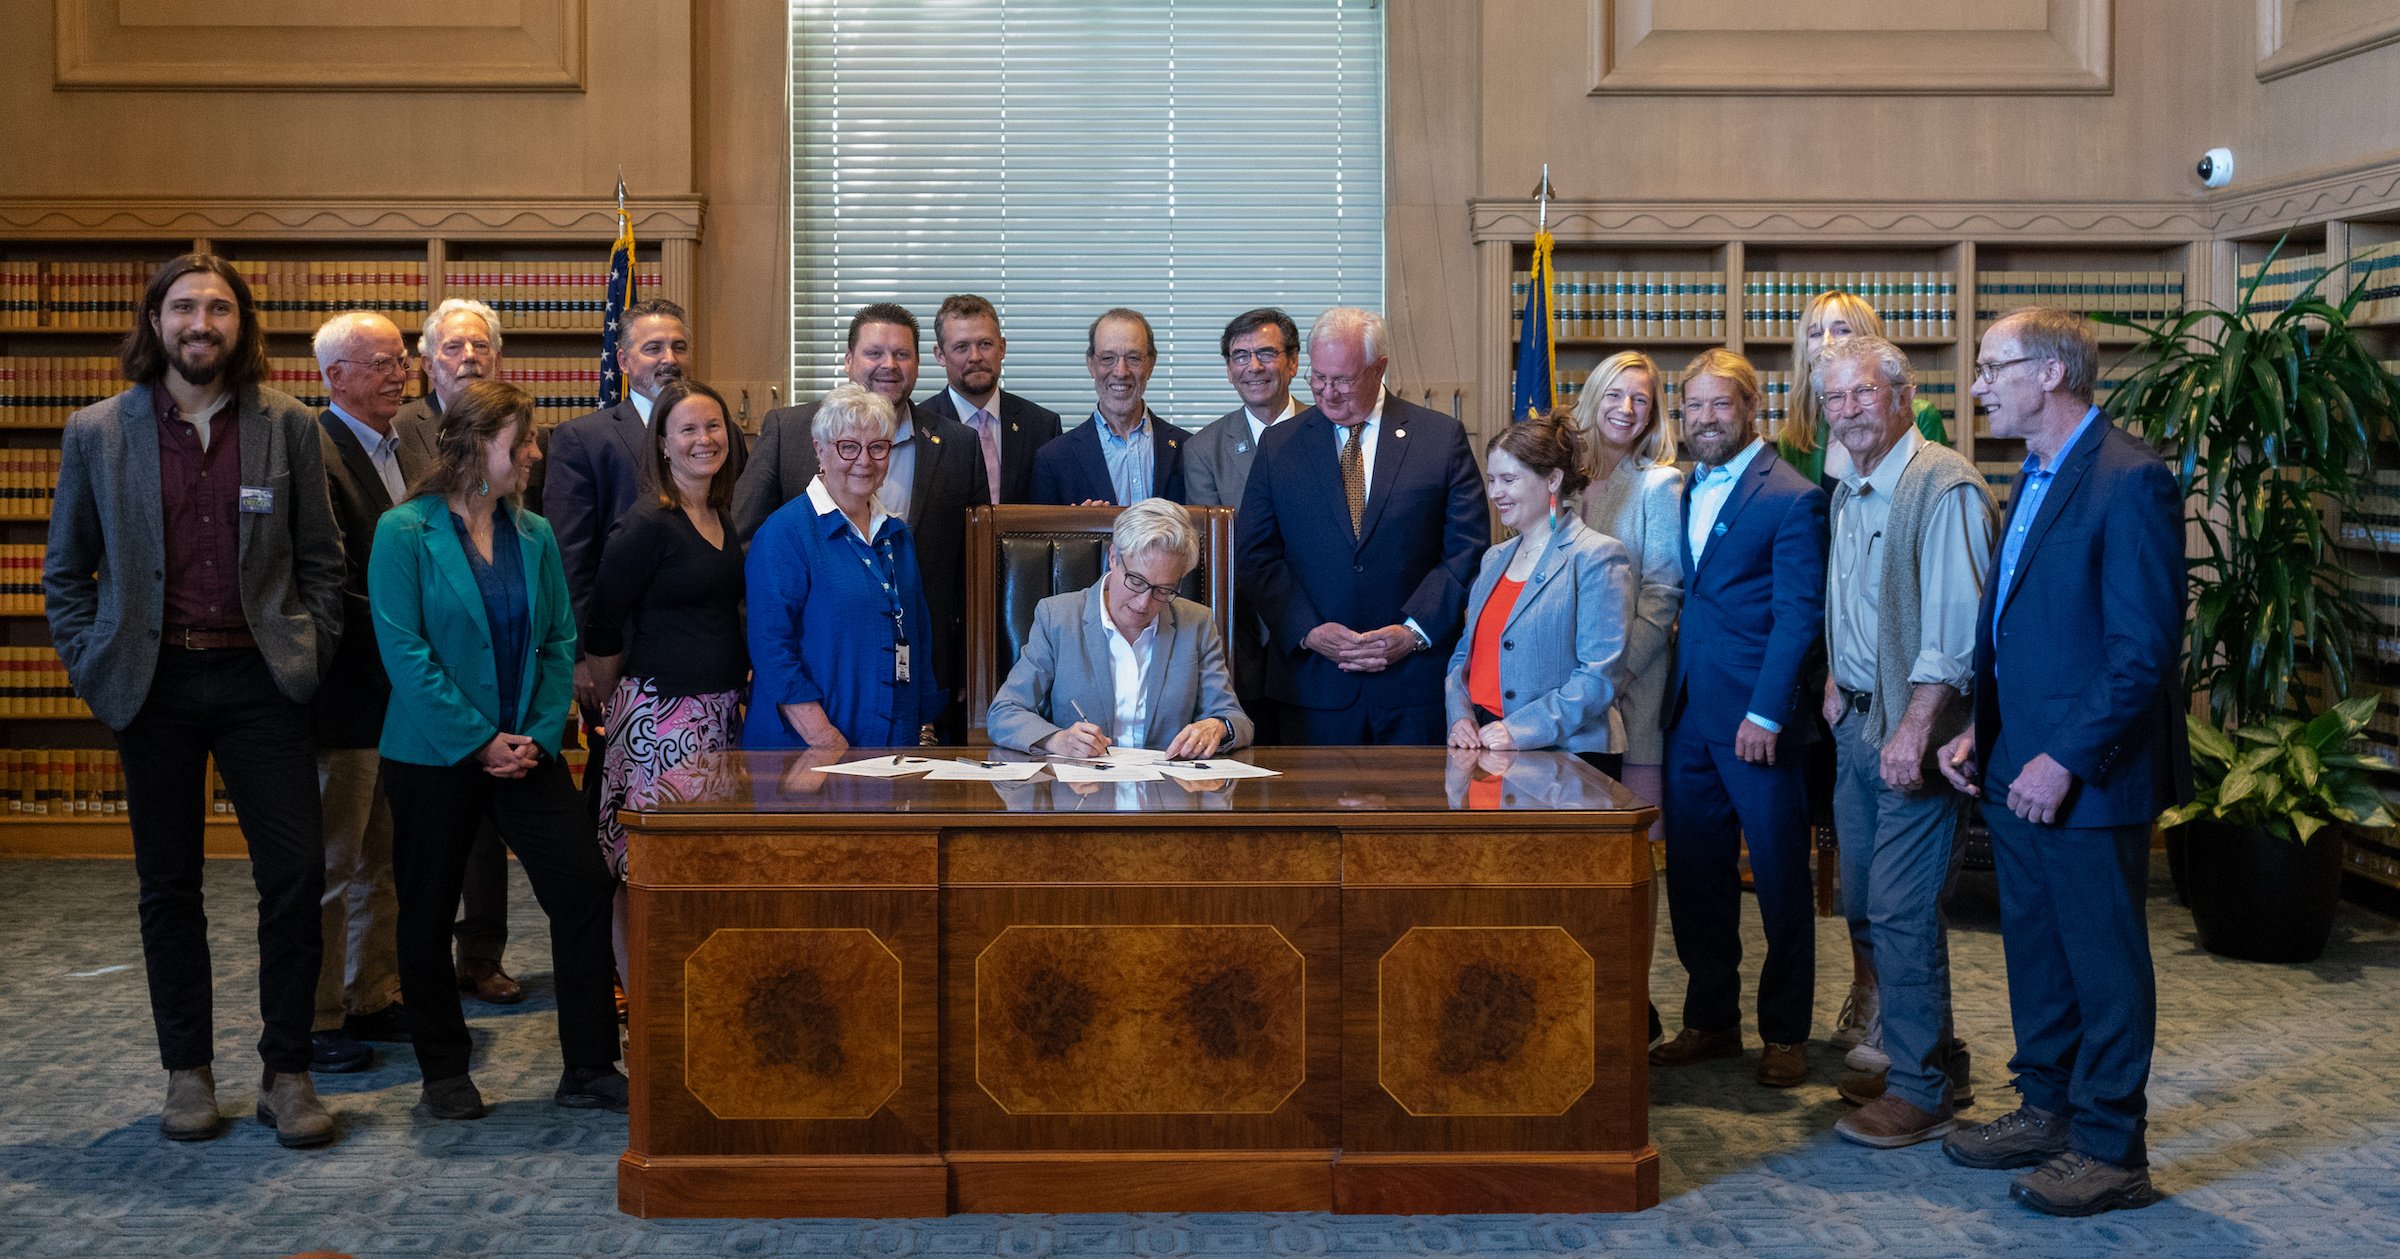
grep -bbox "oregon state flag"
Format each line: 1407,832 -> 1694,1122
598,183 -> 637,406
1510,228 -> 1557,422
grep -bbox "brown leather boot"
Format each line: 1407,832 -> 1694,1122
456,959 -> 523,1005
1648,1026 -> 1742,1067
256,1070 -> 337,1149
160,1067 -> 221,1141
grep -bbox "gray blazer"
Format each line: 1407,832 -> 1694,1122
986,580 -> 1253,753
45,383 -> 346,730
1578,458 -> 1686,763
1185,404 -> 1269,510
1442,514 -> 1634,754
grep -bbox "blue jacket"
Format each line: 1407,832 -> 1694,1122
1237,397 -> 1490,711
1666,445 -> 1827,745
369,495 -> 577,767
1029,413 -> 1190,505
1972,417 -> 2193,827
744,489 -> 943,749
1443,515 -> 1633,753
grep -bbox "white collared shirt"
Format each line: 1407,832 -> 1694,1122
879,411 -> 919,524
1245,397 -> 1298,448
804,473 -> 891,545
1105,610 -> 1157,749
1686,436 -> 1769,564
328,403 -> 405,503
1328,387 -> 1391,488
630,389 -> 656,424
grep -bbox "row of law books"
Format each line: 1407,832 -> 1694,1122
2,748 -> 125,816
2238,251 -> 2329,319
231,260 -> 427,328
1512,271 -> 1729,340
0,648 -> 87,716
0,262 -> 148,328
2349,241 -> 2400,323
1976,461 -> 2019,508
0,449 -> 60,518
1742,272 -> 1958,341
2332,469 -> 2400,551
442,262 -> 665,332
0,356 -> 122,426
0,544 -> 39,614
1974,271 -> 2186,326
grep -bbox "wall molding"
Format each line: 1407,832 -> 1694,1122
2257,0 -> 2400,81
1588,0 -> 2113,96
54,0 -> 588,92
0,198 -> 704,241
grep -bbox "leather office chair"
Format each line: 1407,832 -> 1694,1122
962,504 -> 1236,745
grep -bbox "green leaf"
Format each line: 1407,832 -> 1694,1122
2158,803 -> 2205,829
2290,743 -> 2322,790
2187,717 -> 2239,765
2292,813 -> 2328,843
2219,765 -> 2261,809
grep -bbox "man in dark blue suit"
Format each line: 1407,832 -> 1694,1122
1938,308 -> 2189,1217
1029,308 -> 1188,505
1650,349 -> 1827,1089
916,293 -> 1062,505
1236,307 -> 1488,745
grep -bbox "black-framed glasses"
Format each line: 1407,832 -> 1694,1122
1974,355 -> 2042,382
1118,568 -> 1178,603
1227,347 -> 1285,368
1307,371 -> 1364,392
335,353 -> 413,377
832,439 -> 893,461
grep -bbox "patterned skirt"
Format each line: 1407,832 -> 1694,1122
598,678 -> 742,880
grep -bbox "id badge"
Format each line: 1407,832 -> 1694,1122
238,485 -> 275,515
894,640 -> 911,684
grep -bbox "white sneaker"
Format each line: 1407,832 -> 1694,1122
1830,983 -> 1879,1050
1844,1019 -> 1889,1072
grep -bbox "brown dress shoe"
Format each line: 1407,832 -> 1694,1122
457,959 -> 523,1005
160,1066 -> 221,1141
256,1070 -> 337,1149
1835,1094 -> 1956,1148
1756,1040 -> 1809,1087
1648,1026 -> 1742,1067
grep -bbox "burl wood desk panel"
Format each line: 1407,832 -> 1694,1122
618,747 -> 1657,1218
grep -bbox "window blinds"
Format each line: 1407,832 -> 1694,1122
789,0 -> 1385,425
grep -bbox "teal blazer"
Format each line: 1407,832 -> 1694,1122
368,494 -> 578,767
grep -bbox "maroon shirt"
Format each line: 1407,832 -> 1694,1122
154,388 -> 245,630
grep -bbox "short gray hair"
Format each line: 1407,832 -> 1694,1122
419,299 -> 503,359
312,311 -> 398,380
1307,306 -> 1386,362
1111,497 -> 1200,574
812,381 -> 896,445
1808,333 -> 1913,397
1992,307 -> 2099,402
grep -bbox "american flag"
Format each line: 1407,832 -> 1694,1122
599,176 -> 636,406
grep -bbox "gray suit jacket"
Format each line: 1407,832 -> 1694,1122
986,580 -> 1253,753
45,383 -> 346,729
1185,404 -> 1273,510
1442,514 -> 1634,754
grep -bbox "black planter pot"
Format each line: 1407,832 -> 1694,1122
2178,819 -> 2347,963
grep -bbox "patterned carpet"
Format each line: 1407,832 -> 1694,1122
2,857 -> 2397,1257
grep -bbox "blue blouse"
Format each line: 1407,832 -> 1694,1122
743,489 -> 943,749
453,507 -> 531,732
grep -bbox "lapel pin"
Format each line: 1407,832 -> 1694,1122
1010,423 -> 1019,432
1713,521 -> 1729,536
930,434 -> 942,444
1235,442 -> 1249,454
1395,428 -> 1407,439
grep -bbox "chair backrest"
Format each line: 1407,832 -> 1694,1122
963,503 -> 1236,744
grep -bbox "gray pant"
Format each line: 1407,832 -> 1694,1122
314,748 -> 400,1028
1831,707 -> 1967,1111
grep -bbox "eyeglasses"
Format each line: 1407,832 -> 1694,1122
1974,355 -> 2042,382
831,439 -> 893,461
1092,352 -> 1151,371
1308,371 -> 1365,392
1118,567 -> 1179,603
335,353 -> 413,377
1817,384 -> 1887,414
1227,347 -> 1285,368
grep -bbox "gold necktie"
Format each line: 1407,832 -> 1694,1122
1341,422 -> 1365,537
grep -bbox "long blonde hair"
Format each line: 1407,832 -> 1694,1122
1571,350 -> 1676,478
1786,290 -> 1886,454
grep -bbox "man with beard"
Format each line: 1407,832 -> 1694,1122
44,254 -> 346,1148
1648,348 -> 1827,1091
391,297 -> 523,1006
1030,308 -> 1190,506
304,312 -> 424,1076
1187,307 -> 1302,741
734,303 -> 986,741
914,293 -> 1061,504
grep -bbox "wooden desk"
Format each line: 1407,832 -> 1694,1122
617,747 -> 1658,1218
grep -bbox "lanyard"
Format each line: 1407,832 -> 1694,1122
838,522 -> 907,641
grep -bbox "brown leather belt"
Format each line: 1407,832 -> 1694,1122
1838,687 -> 1873,715
163,625 -> 256,650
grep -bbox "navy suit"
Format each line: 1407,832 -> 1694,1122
1660,443 -> 1827,1046
917,387 -> 1063,504
1972,415 -> 2189,1169
1028,413 -> 1189,505
1235,398 -> 1489,744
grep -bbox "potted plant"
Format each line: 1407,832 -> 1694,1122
2102,241 -> 2400,962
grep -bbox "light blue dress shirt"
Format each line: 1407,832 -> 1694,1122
329,403 -> 406,503
1095,411 -> 1154,504
1991,405 -> 2101,634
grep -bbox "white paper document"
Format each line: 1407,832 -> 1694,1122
1050,761 -> 1164,783
1056,746 -> 1170,764
1152,759 -> 1282,781
815,754 -> 943,778
922,759 -> 1047,782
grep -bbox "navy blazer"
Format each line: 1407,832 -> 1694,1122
1028,413 -> 1189,505
917,386 -> 1063,504
1236,397 -> 1490,711
1972,416 -> 2193,828
545,396 -> 748,649
1665,444 -> 1827,745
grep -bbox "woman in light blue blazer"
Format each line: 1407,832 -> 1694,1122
369,379 -> 622,1122
988,498 -> 1252,758
1444,410 -> 1634,774
1572,351 -> 1685,815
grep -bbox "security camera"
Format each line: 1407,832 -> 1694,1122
2197,147 -> 2234,189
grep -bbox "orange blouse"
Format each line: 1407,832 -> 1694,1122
1466,575 -> 1525,717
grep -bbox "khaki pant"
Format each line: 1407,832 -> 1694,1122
314,748 -> 400,1029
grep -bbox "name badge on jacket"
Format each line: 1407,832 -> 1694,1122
238,486 -> 276,514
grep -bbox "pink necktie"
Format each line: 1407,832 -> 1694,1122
970,408 -> 1002,503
